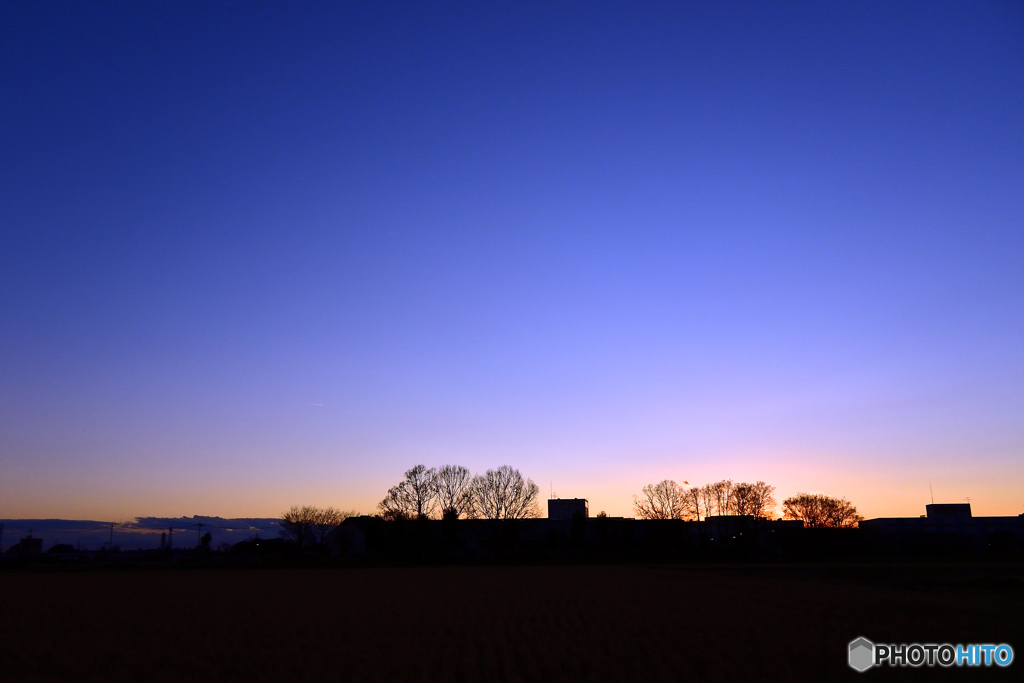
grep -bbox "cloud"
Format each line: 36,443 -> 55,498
0,517 -> 286,551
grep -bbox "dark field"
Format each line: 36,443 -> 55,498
2,563 -> 1021,681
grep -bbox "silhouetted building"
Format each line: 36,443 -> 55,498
8,535 -> 43,555
925,503 -> 972,518
548,498 -> 588,520
861,503 -> 1024,554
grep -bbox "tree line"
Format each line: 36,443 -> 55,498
781,492 -> 863,528
274,464 -> 542,548
278,505 -> 358,548
633,479 -> 777,521
378,464 -> 541,521
277,471 -> 865,545
633,479 -> 863,528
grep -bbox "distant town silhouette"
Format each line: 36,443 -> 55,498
3,464 -> 1021,563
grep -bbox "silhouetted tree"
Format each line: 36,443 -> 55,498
406,464 -> 438,517
310,507 -> 355,544
280,505 -> 317,547
633,480 -> 689,519
469,465 -> 540,519
378,486 -> 413,521
782,493 -> 863,528
378,465 -> 438,520
279,505 -> 355,547
730,481 -> 776,518
434,464 -> 474,518
708,480 -> 734,517
683,484 -> 715,521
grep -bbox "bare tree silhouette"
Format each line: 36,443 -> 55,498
682,483 -> 715,521
434,464 -> 474,519
280,506 -> 316,547
281,506 -> 357,546
377,487 -> 412,521
310,507 -> 355,544
730,481 -> 776,518
378,465 -> 438,520
782,493 -> 863,528
633,480 -> 689,520
469,465 -> 540,519
708,480 -> 734,517
405,464 -> 438,518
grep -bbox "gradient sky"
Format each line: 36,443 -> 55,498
2,2 -> 1022,521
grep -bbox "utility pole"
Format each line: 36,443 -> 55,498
195,521 -> 204,546
0,521 -> 4,554
168,526 -> 173,549
108,523 -> 115,551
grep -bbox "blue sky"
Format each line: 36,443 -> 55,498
2,1 -> 1022,519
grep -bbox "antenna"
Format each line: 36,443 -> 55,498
929,483 -> 934,505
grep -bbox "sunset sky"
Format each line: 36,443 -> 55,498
2,2 -> 1022,521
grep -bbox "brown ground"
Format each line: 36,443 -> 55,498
1,562 -> 1021,681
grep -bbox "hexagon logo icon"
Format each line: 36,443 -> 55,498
849,637 -> 874,672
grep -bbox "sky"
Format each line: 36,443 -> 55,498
2,1 -> 1022,521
